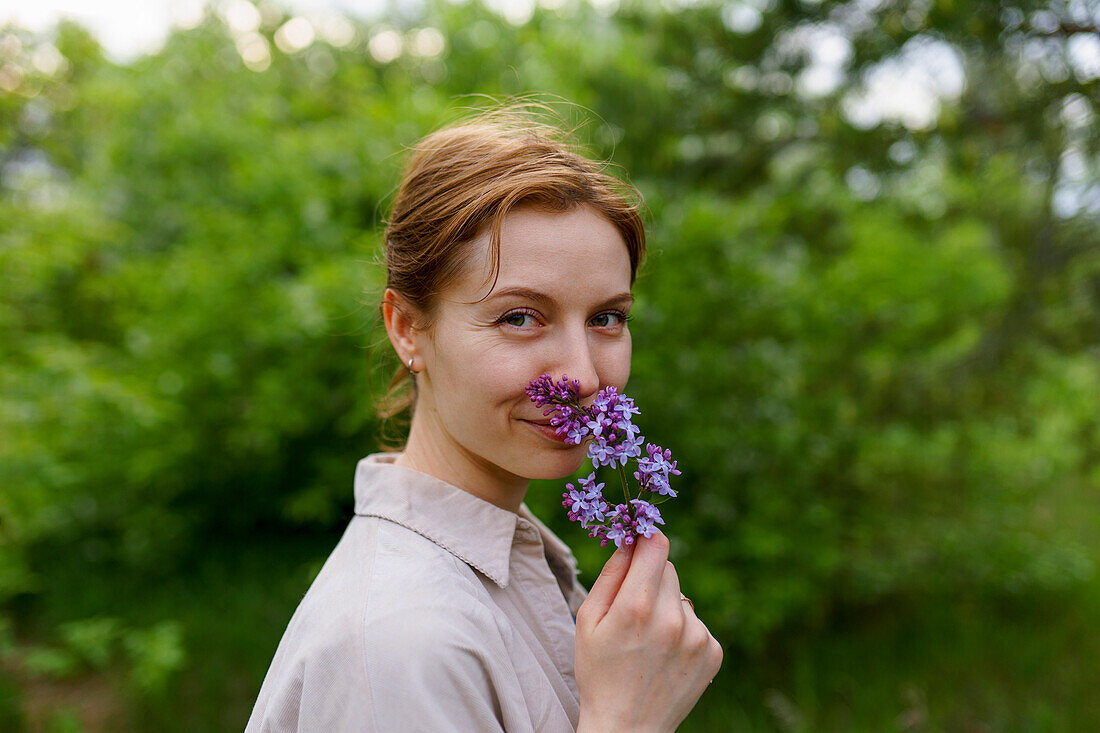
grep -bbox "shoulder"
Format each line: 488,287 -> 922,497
356,588 -> 511,732
362,600 -> 503,679
343,518 -> 513,730
292,515 -> 499,647
359,516 -> 508,664
247,517 -> 507,731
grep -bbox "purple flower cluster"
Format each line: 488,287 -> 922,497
528,374 -> 679,549
564,473 -> 606,525
525,376 -> 645,467
635,443 -> 681,497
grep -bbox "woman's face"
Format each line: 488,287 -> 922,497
411,204 -> 634,492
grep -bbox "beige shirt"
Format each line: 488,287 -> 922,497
246,453 -> 590,732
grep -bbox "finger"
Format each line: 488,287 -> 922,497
658,558 -> 683,616
677,572 -> 695,620
615,530 -> 671,605
707,634 -> 725,678
577,541 -> 635,628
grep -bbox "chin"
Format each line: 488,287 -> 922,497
516,448 -> 589,481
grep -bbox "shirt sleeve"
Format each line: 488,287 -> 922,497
245,617 -> 375,733
363,605 -> 510,733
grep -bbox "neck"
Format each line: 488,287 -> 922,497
396,403 -> 529,514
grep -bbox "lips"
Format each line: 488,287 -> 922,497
520,419 -> 569,443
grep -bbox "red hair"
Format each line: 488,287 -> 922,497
377,104 -> 647,426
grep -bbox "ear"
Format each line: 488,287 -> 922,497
382,288 -> 422,368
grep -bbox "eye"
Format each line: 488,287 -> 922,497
497,309 -> 541,329
590,310 -> 630,329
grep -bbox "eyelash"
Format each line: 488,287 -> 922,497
494,309 -> 632,329
495,308 -> 541,328
590,310 -> 633,328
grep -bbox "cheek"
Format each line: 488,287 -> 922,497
599,335 -> 633,388
442,343 -> 533,413
481,365 -> 527,409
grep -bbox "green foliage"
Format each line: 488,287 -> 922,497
59,617 -> 121,670
20,646 -> 79,679
122,621 -> 185,697
1,0 -> 1099,728
44,709 -> 83,733
2,612 -> 182,701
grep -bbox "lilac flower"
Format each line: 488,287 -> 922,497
562,475 -> 608,524
587,439 -> 618,468
577,474 -> 607,524
614,433 -> 645,465
617,419 -> 642,442
605,525 -> 630,548
526,374 -> 591,444
604,504 -> 635,549
586,412 -> 613,438
525,373 -> 579,407
634,442 -> 680,497
578,472 -> 603,493
630,499 -> 665,538
586,523 -> 610,545
587,428 -> 644,468
590,387 -> 617,413
527,373 -> 681,549
565,422 -> 589,445
562,483 -> 587,519
610,395 -> 640,425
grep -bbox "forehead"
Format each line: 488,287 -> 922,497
450,205 -> 633,304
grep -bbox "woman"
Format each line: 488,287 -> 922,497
246,107 -> 723,732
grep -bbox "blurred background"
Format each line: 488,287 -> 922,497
2,0 -> 1099,729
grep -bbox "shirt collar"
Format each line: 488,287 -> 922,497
353,452 -> 574,589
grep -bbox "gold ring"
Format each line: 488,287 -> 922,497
680,593 -> 694,611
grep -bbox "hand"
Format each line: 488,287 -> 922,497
574,530 -> 723,733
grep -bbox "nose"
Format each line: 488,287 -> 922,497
555,327 -> 600,402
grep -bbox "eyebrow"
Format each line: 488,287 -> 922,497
485,287 -> 634,310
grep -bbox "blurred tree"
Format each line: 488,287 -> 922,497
0,0 -> 1098,725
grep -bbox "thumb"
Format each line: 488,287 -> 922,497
578,542 -> 635,628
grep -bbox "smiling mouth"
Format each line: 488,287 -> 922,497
520,419 -> 571,443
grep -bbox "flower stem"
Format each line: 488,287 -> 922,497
617,463 -> 631,507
